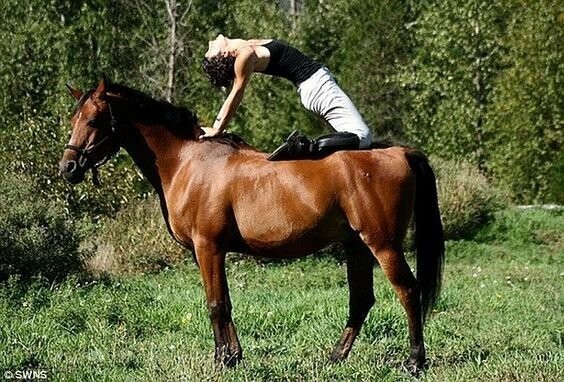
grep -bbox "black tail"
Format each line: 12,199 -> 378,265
406,151 -> 445,323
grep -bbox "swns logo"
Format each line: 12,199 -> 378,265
4,369 -> 48,380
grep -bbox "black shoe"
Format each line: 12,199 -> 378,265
267,131 -> 312,161
267,131 -> 360,161
267,142 -> 290,161
313,132 -> 360,155
286,131 -> 312,157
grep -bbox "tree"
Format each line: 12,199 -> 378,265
125,0 -> 194,103
398,0 -> 562,202
397,0 -> 507,165
0,0 -> 148,216
484,0 -> 563,202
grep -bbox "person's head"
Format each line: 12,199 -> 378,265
202,34 -> 235,88
205,34 -> 229,58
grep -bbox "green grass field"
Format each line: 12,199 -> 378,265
1,209 -> 562,381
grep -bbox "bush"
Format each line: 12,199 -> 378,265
432,156 -> 507,240
84,196 -> 186,277
474,207 -> 563,248
0,112 -> 149,219
0,173 -> 87,282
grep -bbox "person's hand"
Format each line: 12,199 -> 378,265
199,126 -> 223,140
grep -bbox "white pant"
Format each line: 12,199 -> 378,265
297,67 -> 372,149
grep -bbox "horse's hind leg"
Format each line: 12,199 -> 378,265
371,247 -> 425,374
330,239 -> 375,362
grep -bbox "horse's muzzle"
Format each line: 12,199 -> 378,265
59,159 -> 85,184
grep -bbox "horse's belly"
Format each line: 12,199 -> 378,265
234,206 -> 350,257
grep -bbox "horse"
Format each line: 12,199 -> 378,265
59,78 -> 444,374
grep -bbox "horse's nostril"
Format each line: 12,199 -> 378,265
65,160 -> 77,174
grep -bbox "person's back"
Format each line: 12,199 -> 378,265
258,40 -> 322,86
200,34 -> 373,159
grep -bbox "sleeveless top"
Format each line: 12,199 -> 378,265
259,40 -> 322,86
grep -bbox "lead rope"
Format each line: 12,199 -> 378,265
92,167 -> 100,186
91,100 -> 117,186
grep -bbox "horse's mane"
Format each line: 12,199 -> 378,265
104,83 -> 254,151
205,133 -> 257,151
106,83 -> 197,139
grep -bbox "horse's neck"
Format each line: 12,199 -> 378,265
123,122 -> 191,194
121,121 -> 197,246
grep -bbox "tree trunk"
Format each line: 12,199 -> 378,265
165,0 -> 177,103
473,8 -> 486,173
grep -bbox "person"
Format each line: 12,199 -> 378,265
200,34 -> 372,160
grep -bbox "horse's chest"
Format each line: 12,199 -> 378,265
167,209 -> 195,248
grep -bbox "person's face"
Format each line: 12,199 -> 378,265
205,34 -> 228,58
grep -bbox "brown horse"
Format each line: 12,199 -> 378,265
59,78 -> 444,374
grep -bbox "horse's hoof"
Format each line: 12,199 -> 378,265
329,348 -> 348,363
402,357 -> 427,376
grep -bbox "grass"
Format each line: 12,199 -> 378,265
0,208 -> 562,381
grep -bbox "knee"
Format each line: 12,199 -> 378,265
333,127 -> 371,149
208,301 -> 226,320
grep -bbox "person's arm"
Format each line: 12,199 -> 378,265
200,47 -> 257,139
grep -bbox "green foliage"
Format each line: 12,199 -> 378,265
0,0 -> 561,225
475,207 -> 563,250
483,0 -> 563,203
398,0 -> 508,163
432,156 -> 506,240
0,0 -> 149,216
547,150 -> 564,204
0,172 -> 87,282
399,0 -> 562,202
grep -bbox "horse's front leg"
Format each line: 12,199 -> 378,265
195,240 -> 242,367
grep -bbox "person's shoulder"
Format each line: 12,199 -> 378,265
234,47 -> 259,70
235,45 -> 256,59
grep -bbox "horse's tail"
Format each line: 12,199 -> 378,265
406,150 -> 445,323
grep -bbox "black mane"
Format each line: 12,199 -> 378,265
107,83 -> 198,139
206,133 -> 255,150
102,83 -> 253,150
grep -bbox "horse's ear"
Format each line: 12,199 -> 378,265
66,84 -> 83,100
95,77 -> 108,95
102,73 -> 111,86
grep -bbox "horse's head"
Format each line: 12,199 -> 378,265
59,78 -> 121,184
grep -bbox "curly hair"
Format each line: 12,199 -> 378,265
202,55 -> 236,88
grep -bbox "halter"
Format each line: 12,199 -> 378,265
65,101 -> 120,185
